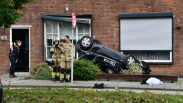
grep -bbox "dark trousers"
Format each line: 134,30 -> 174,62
10,56 -> 16,75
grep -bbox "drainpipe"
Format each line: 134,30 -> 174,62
42,19 -> 44,62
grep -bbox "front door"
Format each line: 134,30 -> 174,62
12,29 -> 29,72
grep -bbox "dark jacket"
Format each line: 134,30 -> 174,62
12,43 -> 20,55
9,43 -> 20,59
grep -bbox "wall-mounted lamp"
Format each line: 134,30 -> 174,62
65,4 -> 69,12
177,19 -> 180,28
1,26 -> 5,33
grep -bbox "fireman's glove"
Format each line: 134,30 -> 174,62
51,60 -> 55,65
55,44 -> 60,48
52,45 -> 55,47
55,44 -> 58,48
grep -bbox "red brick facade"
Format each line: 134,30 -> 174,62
0,0 -> 182,75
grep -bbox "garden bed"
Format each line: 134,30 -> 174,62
96,74 -> 178,83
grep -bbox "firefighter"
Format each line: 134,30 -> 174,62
60,35 -> 75,83
9,40 -> 22,78
50,37 -> 62,81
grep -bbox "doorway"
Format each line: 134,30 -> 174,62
12,29 -> 29,72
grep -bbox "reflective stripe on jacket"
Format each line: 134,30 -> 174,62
12,43 -> 20,55
60,42 -> 75,61
50,47 -> 62,62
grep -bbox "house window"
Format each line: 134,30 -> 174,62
46,21 -> 58,59
59,22 -> 76,43
45,20 -> 91,60
123,51 -> 172,62
119,13 -> 173,63
78,24 -> 90,39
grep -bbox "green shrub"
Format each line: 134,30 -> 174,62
33,64 -> 52,80
34,69 -> 52,80
121,63 -> 142,74
73,59 -> 102,80
33,64 -> 50,74
33,59 -> 102,81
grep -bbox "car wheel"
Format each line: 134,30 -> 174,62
93,39 -> 102,45
80,36 -> 93,50
124,54 -> 136,66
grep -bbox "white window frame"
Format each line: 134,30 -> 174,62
44,20 -> 59,60
139,51 -> 172,63
10,25 -> 32,74
44,20 -> 91,61
121,51 -> 172,63
119,13 -> 173,63
143,54 -> 172,63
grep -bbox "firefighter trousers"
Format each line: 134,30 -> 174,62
52,61 -> 61,79
60,60 -> 71,80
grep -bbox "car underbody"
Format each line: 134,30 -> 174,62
75,36 -> 151,74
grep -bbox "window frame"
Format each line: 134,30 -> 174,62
118,13 -> 173,64
44,20 -> 59,60
121,51 -> 172,63
44,20 -> 91,61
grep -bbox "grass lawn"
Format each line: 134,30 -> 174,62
2,87 -> 183,103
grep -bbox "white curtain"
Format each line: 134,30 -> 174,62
123,51 -> 170,60
59,22 -> 76,40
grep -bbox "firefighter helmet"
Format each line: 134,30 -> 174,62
53,37 -> 60,44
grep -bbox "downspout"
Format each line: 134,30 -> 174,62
91,18 -> 92,38
119,17 -> 120,52
42,19 -> 44,62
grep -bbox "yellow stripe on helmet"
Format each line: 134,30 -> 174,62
53,37 -> 60,42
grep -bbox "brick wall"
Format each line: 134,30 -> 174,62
0,0 -> 183,75
0,28 -> 11,75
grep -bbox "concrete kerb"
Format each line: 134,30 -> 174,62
1,74 -> 183,92
2,86 -> 183,92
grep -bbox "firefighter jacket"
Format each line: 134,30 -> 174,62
50,46 -> 62,62
60,41 -> 75,61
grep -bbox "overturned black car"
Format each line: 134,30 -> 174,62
75,36 -> 151,74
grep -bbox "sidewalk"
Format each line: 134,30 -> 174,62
1,74 -> 183,91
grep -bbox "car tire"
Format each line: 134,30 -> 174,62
80,36 -> 93,50
123,54 -> 136,66
93,39 -> 102,45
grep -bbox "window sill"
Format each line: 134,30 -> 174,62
146,62 -> 172,65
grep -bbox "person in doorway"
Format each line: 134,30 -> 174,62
60,35 -> 75,83
50,37 -> 62,81
9,40 -> 22,78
